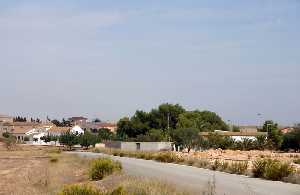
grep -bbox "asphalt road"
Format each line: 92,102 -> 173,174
69,151 -> 300,195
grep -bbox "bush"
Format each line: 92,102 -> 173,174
228,161 -> 248,175
154,152 -> 183,163
194,159 -> 210,168
220,161 -> 229,171
2,132 -> 11,138
58,184 -> 102,195
252,159 -> 295,181
252,159 -> 268,178
185,158 -> 197,166
89,158 -> 122,180
211,160 -> 221,170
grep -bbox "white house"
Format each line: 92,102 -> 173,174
200,130 -> 267,142
70,125 -> 84,135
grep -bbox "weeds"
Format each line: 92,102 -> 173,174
227,161 -> 248,175
252,159 -> 295,181
194,159 -> 210,168
58,184 -> 101,195
154,152 -> 183,163
211,160 -> 221,171
89,158 -> 122,180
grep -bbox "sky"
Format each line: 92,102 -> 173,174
0,0 -> 299,125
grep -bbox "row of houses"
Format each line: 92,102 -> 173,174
0,114 -> 117,144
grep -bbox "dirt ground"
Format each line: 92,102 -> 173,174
0,145 -> 89,195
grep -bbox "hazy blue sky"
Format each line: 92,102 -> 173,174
0,0 -> 299,125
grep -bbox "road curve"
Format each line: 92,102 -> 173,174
69,151 -> 300,195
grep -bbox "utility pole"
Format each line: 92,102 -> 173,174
167,112 -> 170,131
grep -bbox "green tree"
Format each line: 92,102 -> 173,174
136,129 -> 167,142
281,124 -> 300,152
51,119 -> 61,127
151,103 -> 185,130
2,132 -> 11,138
116,117 -> 133,138
263,121 -> 283,150
79,132 -> 98,149
98,128 -> 114,141
59,132 -> 79,150
171,128 -> 200,153
255,135 -> 267,149
205,133 -> 234,149
176,111 -> 228,131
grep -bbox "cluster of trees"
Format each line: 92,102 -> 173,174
41,128 -> 115,150
13,116 -> 27,122
30,118 -> 41,123
172,121 -> 300,152
116,103 -> 228,141
51,118 -> 72,127
13,116 -> 42,123
281,124 -> 300,152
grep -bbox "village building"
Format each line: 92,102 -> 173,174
69,116 -> 88,125
81,122 -> 117,133
104,141 -> 173,151
199,130 -> 267,142
70,125 -> 84,135
48,126 -> 71,136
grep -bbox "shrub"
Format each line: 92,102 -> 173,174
89,158 -> 122,180
185,158 -> 196,166
228,161 -> 248,175
211,159 -> 221,170
2,132 -> 11,138
252,159 -> 295,181
194,159 -> 210,168
252,159 -> 268,178
58,184 -> 101,195
264,161 -> 294,181
110,186 -> 127,195
154,152 -> 182,163
220,161 -> 229,171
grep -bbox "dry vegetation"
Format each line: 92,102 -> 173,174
93,147 -> 300,184
0,144 -> 90,195
0,144 -> 194,195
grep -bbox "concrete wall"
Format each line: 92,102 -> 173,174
105,141 -> 172,151
104,141 -> 122,149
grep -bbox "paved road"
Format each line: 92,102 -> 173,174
69,151 -> 300,195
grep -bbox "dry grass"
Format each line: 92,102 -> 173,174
89,175 -> 192,195
0,145 -> 90,195
0,145 -> 191,195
